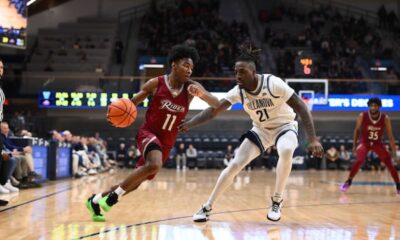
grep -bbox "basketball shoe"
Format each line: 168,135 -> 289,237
396,182 -> 400,195
193,204 -> 212,222
86,195 -> 105,222
0,199 -> 8,206
267,198 -> 283,222
98,192 -> 119,212
340,179 -> 352,192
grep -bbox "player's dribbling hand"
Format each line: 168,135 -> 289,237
308,140 -> 324,158
188,84 -> 205,97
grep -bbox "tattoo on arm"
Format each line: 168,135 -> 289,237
186,99 -> 231,129
187,107 -> 217,129
287,94 -> 317,141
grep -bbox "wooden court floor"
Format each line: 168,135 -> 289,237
0,169 -> 399,240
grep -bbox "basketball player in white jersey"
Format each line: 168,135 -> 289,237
178,46 -> 324,222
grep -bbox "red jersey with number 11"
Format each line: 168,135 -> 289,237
141,75 -> 190,148
360,111 -> 386,145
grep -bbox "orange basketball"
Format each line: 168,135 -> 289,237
107,98 -> 137,128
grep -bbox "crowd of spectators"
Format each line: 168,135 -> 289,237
48,130 -> 117,178
0,113 -> 120,198
260,4 -> 400,94
0,121 -> 41,194
138,0 -> 250,91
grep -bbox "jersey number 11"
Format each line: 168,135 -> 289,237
162,114 -> 177,131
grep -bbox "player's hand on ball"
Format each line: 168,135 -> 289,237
308,140 -> 324,158
188,84 -> 205,97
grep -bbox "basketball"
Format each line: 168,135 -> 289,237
107,98 -> 137,128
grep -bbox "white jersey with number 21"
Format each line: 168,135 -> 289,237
224,74 -> 296,129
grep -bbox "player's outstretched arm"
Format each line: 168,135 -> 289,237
178,99 -> 231,132
130,78 -> 158,106
187,81 -> 220,108
286,93 -> 324,157
385,115 -> 398,161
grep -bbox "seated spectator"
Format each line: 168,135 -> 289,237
338,144 -> 351,170
95,64 -> 104,73
186,144 -> 198,169
0,151 -> 18,194
367,150 -> 384,171
64,131 -> 97,176
168,146 -> 177,167
116,142 -> 128,168
1,122 -> 41,188
18,129 -> 32,137
326,146 -> 340,170
223,144 -> 234,167
127,145 -> 140,168
175,143 -> 187,170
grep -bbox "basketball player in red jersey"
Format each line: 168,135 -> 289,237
340,97 -> 400,194
85,45 -> 219,221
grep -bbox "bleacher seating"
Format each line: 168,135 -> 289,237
27,18 -> 116,74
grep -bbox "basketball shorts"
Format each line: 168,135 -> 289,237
135,128 -> 172,179
240,121 -> 298,154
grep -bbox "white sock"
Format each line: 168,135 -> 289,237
273,131 -> 297,202
92,193 -> 102,204
272,192 -> 283,202
207,139 -> 260,206
204,201 -> 212,210
114,186 -> 126,196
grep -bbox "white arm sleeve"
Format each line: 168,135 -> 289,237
269,75 -> 295,102
224,86 -> 241,104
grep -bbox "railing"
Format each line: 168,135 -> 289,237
17,74 -> 399,95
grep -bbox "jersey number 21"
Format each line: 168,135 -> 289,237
256,109 -> 269,122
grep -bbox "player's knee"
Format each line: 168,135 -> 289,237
145,159 -> 162,175
278,146 -> 295,159
227,161 -> 242,173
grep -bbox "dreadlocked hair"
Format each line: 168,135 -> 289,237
235,43 -> 261,67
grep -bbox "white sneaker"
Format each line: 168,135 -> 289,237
4,180 -> 19,192
193,204 -> 212,222
88,169 -> 97,175
10,176 -> 19,186
267,198 -> 283,222
0,185 -> 10,194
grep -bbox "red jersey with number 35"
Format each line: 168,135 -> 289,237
360,111 -> 386,145
141,75 -> 190,148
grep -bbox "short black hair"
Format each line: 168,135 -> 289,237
167,44 -> 199,66
367,97 -> 382,107
235,43 -> 261,68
